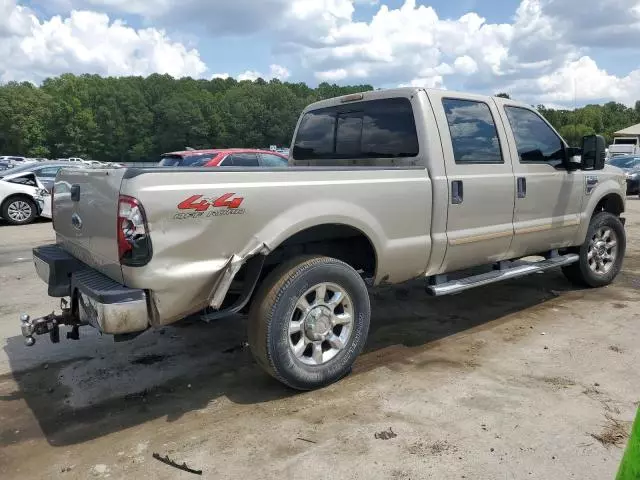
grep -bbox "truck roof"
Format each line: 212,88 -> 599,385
302,87 -> 533,113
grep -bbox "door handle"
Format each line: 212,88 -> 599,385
451,180 -> 463,204
517,177 -> 526,198
70,184 -> 81,202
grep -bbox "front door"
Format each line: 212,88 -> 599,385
497,104 -> 584,257
427,91 -> 516,273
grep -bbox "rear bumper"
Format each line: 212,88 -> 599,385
33,244 -> 150,334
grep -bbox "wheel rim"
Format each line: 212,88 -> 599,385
288,282 -> 354,366
7,200 -> 32,222
587,226 -> 618,275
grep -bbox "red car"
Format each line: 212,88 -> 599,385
158,148 -> 288,167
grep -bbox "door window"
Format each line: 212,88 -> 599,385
223,153 -> 260,167
259,153 -> 288,166
38,167 -> 62,178
442,98 -> 503,164
504,106 -> 565,165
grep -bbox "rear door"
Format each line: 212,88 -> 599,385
220,153 -> 260,167
54,168 -> 127,283
427,91 -> 516,272
259,152 -> 288,167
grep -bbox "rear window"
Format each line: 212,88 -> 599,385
159,154 -> 216,167
293,97 -> 419,160
613,138 -> 638,145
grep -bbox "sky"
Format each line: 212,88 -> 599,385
2,0 -> 640,108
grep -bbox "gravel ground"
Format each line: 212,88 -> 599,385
0,200 -> 639,480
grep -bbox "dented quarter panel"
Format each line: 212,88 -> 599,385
120,168 -> 432,325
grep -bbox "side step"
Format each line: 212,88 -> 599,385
427,254 -> 579,297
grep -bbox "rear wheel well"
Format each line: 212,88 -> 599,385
593,193 -> 624,217
265,224 -> 377,280
225,224 -> 377,312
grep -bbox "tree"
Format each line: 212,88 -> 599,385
0,73 -> 638,161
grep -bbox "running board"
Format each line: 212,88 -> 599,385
427,254 -> 579,297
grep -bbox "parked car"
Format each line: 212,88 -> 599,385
0,169 -> 51,225
0,161 -> 83,193
0,161 -> 13,171
0,156 -> 30,166
21,88 -> 627,392
158,148 -> 288,167
606,155 -> 640,194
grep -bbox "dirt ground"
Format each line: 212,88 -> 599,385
1,201 -> 639,480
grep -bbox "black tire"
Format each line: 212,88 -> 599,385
1,196 -> 38,225
248,255 -> 371,390
562,211 -> 626,288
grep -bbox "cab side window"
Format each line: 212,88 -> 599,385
442,99 -> 503,164
504,106 -> 564,165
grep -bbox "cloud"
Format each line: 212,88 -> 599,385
6,0 -> 640,108
237,64 -> 291,81
0,1 -> 207,83
211,73 -> 230,79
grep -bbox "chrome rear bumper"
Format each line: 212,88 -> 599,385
26,245 -> 150,342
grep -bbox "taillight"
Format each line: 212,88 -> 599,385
117,195 -> 152,266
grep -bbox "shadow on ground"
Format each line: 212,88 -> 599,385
1,270 -> 586,448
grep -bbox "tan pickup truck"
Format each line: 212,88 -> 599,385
22,87 -> 627,390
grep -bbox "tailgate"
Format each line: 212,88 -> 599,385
53,168 -> 126,283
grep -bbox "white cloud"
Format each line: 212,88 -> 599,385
6,0 -> 640,107
0,1 -> 207,83
237,70 -> 262,81
453,56 -> 478,75
237,64 -> 291,81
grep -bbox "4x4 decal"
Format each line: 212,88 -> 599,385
174,193 -> 246,219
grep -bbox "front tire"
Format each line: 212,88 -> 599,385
248,255 -> 371,390
562,212 -> 626,287
2,196 -> 38,225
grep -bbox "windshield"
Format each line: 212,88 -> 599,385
159,154 -> 217,167
609,156 -> 640,168
613,138 -> 638,145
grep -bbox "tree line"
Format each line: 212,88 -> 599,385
1,75 -> 639,163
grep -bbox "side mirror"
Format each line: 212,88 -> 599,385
581,135 -> 606,170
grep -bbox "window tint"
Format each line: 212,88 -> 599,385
38,166 -> 62,177
293,98 -> 418,160
504,107 -> 564,164
224,153 -> 259,167
336,113 -> 363,157
293,111 -> 336,159
442,99 -> 503,164
260,153 -> 287,166
609,156 -> 640,168
158,154 -> 215,167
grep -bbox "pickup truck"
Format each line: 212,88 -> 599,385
21,88 -> 627,391
609,137 -> 640,158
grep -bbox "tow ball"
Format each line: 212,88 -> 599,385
20,299 -> 80,347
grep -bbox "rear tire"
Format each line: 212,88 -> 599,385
248,255 -> 371,390
562,212 -> 625,288
2,196 -> 38,225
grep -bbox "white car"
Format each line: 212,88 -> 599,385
0,170 -> 51,225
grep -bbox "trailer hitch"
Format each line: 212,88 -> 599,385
20,299 -> 81,347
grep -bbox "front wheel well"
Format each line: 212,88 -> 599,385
593,193 -> 624,217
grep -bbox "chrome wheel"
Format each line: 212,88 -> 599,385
7,200 -> 32,223
588,226 -> 618,275
288,282 -> 354,366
